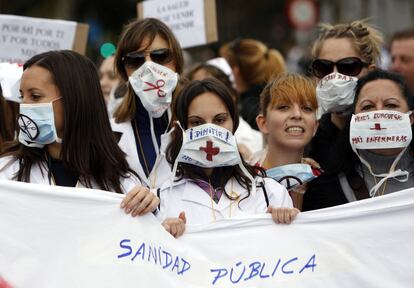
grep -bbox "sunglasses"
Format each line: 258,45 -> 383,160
310,57 -> 368,78
122,48 -> 173,70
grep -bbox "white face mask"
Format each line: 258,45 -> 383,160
349,110 -> 413,196
170,123 -> 256,194
17,100 -> 62,148
316,72 -> 358,118
176,123 -> 242,167
129,61 -> 178,118
266,163 -> 319,191
350,110 -> 412,150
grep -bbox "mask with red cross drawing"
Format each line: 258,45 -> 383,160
175,123 -> 242,168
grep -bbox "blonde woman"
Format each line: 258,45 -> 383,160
220,39 -> 286,130
304,20 -> 384,210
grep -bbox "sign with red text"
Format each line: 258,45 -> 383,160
0,14 -> 88,64
137,0 -> 218,48
0,180 -> 414,287
350,110 -> 412,149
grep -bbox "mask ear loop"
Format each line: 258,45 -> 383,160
51,97 -> 63,144
167,108 -> 172,125
149,106 -> 173,157
149,117 -> 160,155
169,121 -> 185,194
237,162 -> 256,196
234,137 -> 256,196
352,146 -> 409,197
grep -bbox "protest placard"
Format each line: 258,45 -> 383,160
137,0 -> 218,48
0,14 -> 89,64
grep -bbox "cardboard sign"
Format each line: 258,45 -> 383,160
0,14 -> 89,64
137,0 -> 218,48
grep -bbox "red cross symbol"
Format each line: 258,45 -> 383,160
370,123 -> 386,130
199,140 -> 220,161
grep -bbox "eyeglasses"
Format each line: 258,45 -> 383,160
310,57 -> 368,78
122,48 -> 173,70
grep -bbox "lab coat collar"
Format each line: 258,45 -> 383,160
111,119 -> 172,188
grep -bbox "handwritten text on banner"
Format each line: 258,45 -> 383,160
0,180 -> 413,287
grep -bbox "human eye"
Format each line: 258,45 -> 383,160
384,100 -> 400,110
214,114 -> 228,124
109,72 -> 117,80
276,104 -> 289,111
30,94 -> 42,101
360,104 -> 375,112
188,118 -> 203,127
302,105 -> 314,112
385,103 -> 398,109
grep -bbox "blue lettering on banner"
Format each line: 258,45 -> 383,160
117,239 -> 191,276
210,254 -> 317,285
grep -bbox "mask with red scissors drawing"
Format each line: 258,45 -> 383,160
129,61 -> 178,118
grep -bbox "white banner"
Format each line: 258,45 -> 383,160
0,179 -> 413,287
142,0 -> 206,48
0,14 -> 77,64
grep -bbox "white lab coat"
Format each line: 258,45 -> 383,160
0,156 -> 141,194
110,119 -> 172,190
157,176 -> 293,225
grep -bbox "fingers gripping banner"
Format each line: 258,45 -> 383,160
0,180 -> 413,287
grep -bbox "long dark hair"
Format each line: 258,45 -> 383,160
166,78 -> 264,198
0,87 -> 11,147
1,50 -> 137,193
0,87 -> 19,149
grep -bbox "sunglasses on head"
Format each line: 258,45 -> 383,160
310,57 -> 368,78
122,48 -> 173,70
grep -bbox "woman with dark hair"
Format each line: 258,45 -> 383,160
0,87 -> 12,149
111,18 -> 186,190
157,78 -> 298,237
0,62 -> 21,151
186,61 -> 263,159
0,50 -> 158,217
187,63 -> 236,94
329,69 -> 414,199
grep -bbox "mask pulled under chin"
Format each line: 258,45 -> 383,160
18,101 -> 62,148
349,109 -> 413,196
316,72 -> 358,119
266,163 -> 321,191
129,61 -> 178,118
170,122 -> 256,196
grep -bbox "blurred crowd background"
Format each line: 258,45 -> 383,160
1,0 -> 413,72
